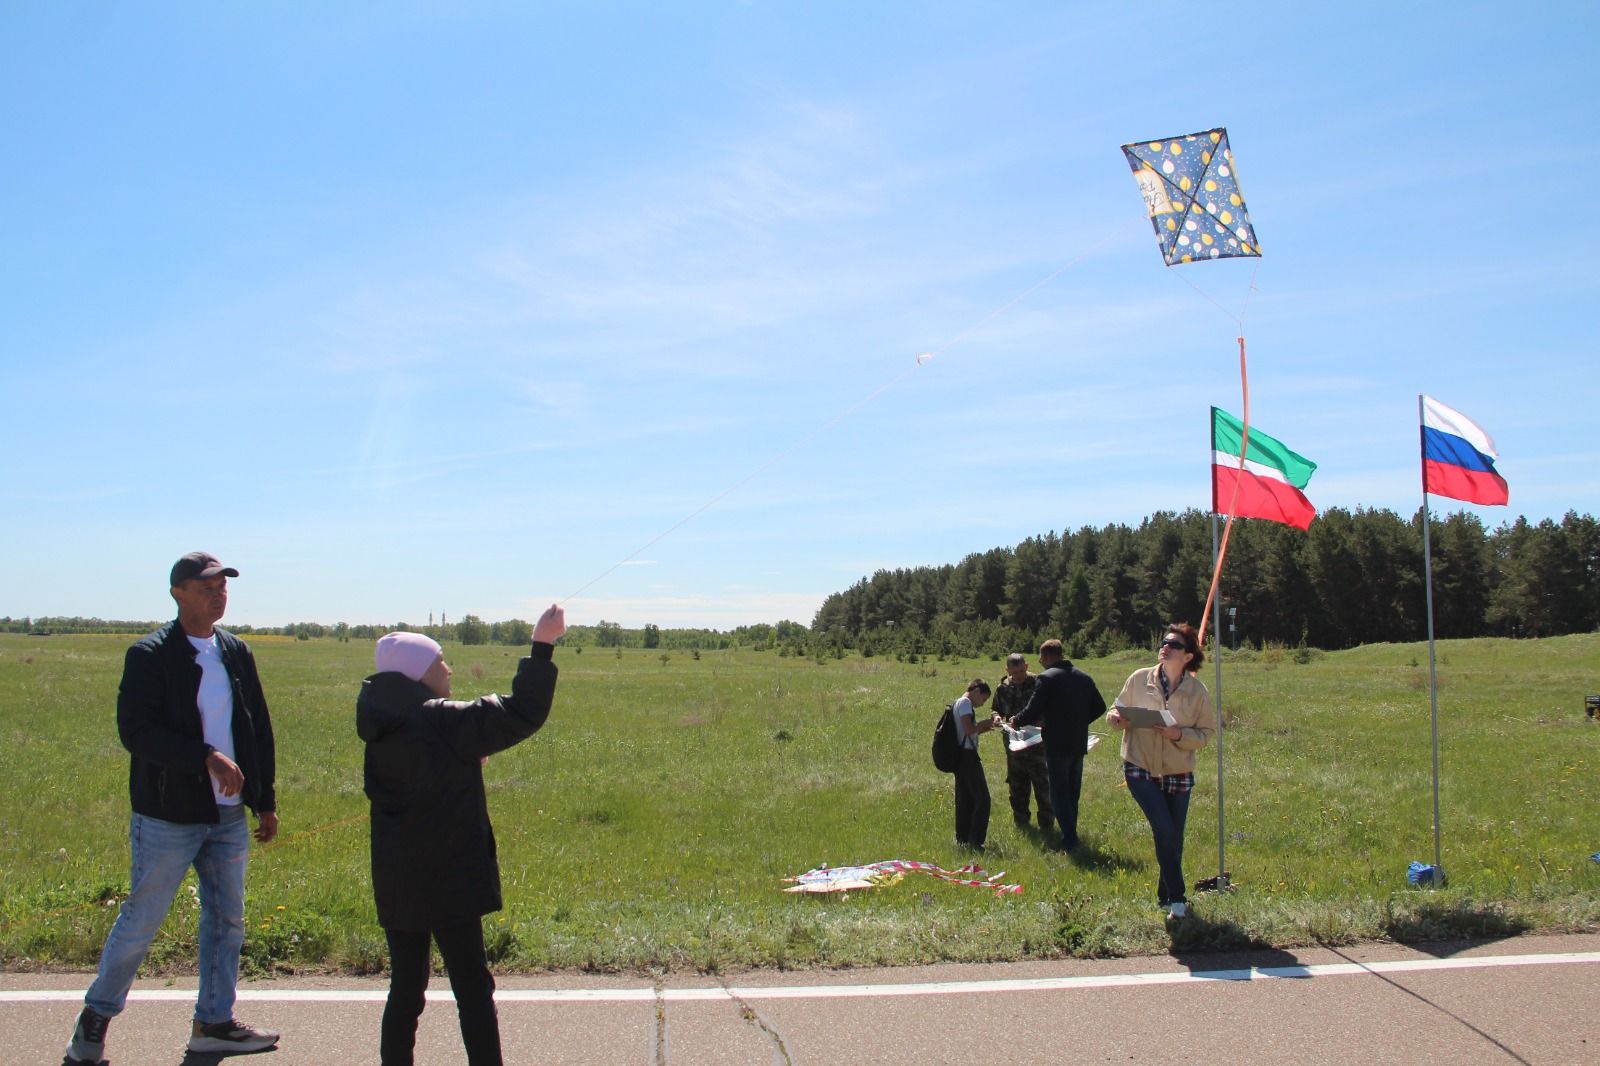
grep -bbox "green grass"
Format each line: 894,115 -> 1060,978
1,632 -> 1596,975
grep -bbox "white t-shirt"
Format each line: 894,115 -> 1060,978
187,633 -> 241,806
952,694 -> 979,751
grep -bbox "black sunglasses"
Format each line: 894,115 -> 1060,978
1159,638 -> 1186,650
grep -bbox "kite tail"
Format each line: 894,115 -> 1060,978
1199,336 -> 1249,646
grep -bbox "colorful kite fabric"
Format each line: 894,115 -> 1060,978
1122,128 -> 1260,266
1211,407 -> 1318,530
1421,395 -> 1509,506
783,860 -> 1022,896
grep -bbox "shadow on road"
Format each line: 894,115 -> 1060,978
1322,943 -> 1535,1066
175,1047 -> 279,1066
1163,913 -> 1309,975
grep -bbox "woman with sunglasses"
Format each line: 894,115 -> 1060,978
1106,623 -> 1215,920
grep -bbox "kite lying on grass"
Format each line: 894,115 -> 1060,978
783,860 -> 1022,896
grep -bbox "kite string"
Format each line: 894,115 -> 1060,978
1171,266 -> 1252,332
560,235 -> 1117,608
1198,335 -> 1249,646
1237,256 -> 1263,331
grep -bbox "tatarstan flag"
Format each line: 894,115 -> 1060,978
1211,407 -> 1318,530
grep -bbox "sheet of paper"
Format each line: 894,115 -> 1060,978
1113,701 -> 1175,729
1002,723 -> 1043,752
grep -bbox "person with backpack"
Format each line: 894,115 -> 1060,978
950,679 -> 995,851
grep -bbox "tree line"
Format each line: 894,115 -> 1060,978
811,507 -> 1599,659
6,507 -> 1593,657
0,614 -> 812,652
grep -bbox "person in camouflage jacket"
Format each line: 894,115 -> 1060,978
993,653 -> 1052,832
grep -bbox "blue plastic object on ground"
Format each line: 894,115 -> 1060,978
1407,861 -> 1445,886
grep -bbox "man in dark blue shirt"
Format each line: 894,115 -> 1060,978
1009,639 -> 1106,852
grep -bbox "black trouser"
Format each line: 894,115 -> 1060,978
1045,750 -> 1085,849
382,919 -> 501,1066
953,748 -> 991,848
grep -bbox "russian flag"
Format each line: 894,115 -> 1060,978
1421,396 -> 1508,506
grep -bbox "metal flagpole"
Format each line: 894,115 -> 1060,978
1211,511 -> 1227,886
1419,394 -> 1443,877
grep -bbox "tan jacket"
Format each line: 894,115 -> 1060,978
1115,666 -> 1215,778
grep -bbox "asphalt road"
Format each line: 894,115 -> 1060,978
4,934 -> 1596,1065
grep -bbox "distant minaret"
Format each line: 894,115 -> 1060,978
429,612 -> 433,626
442,612 -> 448,627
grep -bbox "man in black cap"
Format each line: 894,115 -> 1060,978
66,552 -> 281,1064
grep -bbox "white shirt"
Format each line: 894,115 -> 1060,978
187,633 -> 241,806
952,695 -> 979,751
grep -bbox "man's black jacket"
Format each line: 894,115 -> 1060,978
118,619 -> 277,822
1009,659 -> 1106,757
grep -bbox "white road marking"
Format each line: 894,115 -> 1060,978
6,951 -> 1598,1004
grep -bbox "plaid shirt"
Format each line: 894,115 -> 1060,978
1123,761 -> 1194,794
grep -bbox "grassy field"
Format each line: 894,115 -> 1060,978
1,631 -> 1596,976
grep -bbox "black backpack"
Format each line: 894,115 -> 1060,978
931,702 -> 961,773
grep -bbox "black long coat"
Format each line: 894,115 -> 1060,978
356,643 -> 557,931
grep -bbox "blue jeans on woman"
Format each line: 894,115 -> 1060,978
1125,772 -> 1192,906
86,804 -> 250,1023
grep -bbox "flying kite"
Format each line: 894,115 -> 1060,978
1121,128 -> 1259,266
1121,126 -> 1263,646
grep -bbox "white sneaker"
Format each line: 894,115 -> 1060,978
1165,901 -> 1189,920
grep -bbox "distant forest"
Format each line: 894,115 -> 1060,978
6,507 -> 1594,657
810,507 -> 1599,658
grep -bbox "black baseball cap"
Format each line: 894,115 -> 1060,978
170,552 -> 239,586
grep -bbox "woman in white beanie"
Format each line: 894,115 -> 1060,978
357,604 -> 565,1066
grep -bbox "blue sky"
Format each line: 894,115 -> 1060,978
3,2 -> 1595,629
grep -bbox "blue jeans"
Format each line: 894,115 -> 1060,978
86,805 -> 250,1023
1125,773 -> 1191,906
1044,751 -> 1084,849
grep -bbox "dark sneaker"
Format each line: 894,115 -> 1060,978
65,1005 -> 110,1065
187,1018 -> 280,1053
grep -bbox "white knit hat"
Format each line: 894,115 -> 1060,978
375,632 -> 443,682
